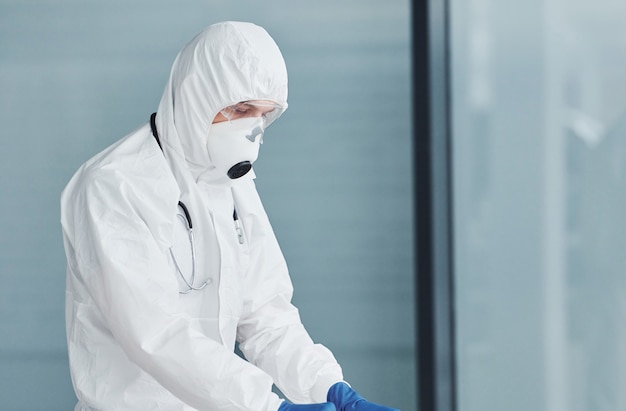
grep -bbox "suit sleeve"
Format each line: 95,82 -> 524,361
61,168 -> 283,411
234,183 -> 344,404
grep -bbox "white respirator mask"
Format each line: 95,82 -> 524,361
206,117 -> 265,179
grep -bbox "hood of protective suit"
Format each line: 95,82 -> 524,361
155,21 -> 288,185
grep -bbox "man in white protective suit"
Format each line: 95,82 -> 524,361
61,21 -> 400,411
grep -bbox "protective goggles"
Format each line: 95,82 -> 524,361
219,100 -> 286,128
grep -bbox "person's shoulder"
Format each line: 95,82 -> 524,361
62,123 -> 169,203
83,124 -> 161,174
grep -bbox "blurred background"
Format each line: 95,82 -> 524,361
451,0 -> 626,410
0,1 -> 413,410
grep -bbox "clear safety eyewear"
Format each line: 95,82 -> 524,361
219,100 -> 285,129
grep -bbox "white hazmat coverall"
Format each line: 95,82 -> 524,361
61,21 -> 344,411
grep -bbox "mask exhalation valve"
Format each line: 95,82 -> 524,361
227,161 -> 252,179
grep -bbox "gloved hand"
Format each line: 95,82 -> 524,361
278,401 -> 337,411
327,382 -> 400,411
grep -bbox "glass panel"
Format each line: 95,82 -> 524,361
451,0 -> 626,410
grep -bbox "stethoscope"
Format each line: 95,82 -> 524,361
171,201 -> 207,294
150,113 -> 244,294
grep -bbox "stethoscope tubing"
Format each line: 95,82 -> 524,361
150,113 -> 246,294
151,113 -> 208,294
171,203 -> 207,294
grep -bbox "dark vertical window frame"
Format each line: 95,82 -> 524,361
412,0 -> 456,410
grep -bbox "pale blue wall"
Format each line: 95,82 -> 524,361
0,1 -> 413,410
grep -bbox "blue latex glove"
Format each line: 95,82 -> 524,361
327,382 -> 400,411
278,401 -> 337,411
